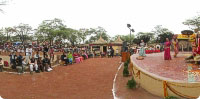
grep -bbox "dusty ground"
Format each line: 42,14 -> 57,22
0,53 -> 163,99
115,64 -> 162,99
0,57 -> 121,99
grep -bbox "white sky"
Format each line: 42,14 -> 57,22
0,0 -> 200,37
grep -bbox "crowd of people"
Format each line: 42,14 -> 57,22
0,43 -> 118,74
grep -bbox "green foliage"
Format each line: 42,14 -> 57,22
152,25 -> 174,43
127,77 -> 137,89
124,61 -> 129,67
88,27 -> 110,43
78,28 -> 91,44
37,18 -> 67,45
14,23 -> 32,44
123,66 -> 129,77
133,32 -> 154,44
183,15 -> 200,31
158,33 -> 174,43
164,96 -> 180,99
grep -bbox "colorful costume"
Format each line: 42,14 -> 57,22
139,42 -> 146,57
173,39 -> 179,57
164,41 -> 171,60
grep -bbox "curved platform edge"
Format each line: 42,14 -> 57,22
130,55 -> 200,99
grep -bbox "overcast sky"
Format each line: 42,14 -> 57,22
0,0 -> 199,37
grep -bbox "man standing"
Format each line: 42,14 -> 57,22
25,45 -> 32,64
43,45 -> 49,58
9,52 -> 17,69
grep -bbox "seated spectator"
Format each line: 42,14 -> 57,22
42,55 -> 52,72
16,53 -> 23,66
67,51 -> 73,64
0,58 -> 3,72
61,52 -> 69,65
37,57 -> 44,72
81,51 -> 87,59
21,58 -> 27,73
29,56 -> 39,74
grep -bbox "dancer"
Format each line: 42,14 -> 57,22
164,38 -> 171,60
139,40 -> 146,57
173,37 -> 179,57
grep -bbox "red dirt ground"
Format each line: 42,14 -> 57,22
0,55 -> 163,99
0,57 -> 121,99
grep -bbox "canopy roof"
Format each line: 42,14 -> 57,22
112,36 -> 123,44
92,36 -> 107,44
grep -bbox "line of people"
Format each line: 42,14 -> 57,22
60,51 -> 89,65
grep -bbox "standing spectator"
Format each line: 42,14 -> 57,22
43,45 -> 49,58
49,47 -> 54,62
111,48 -> 114,58
34,51 -> 40,61
107,48 -> 111,58
0,45 -> 3,55
0,58 -> 3,72
9,52 -> 17,69
26,45 -> 33,59
116,49 -> 119,56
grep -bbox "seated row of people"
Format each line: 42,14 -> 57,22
29,55 -> 53,74
60,51 -> 89,65
5,51 -> 53,74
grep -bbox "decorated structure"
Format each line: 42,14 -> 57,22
89,36 -> 123,55
177,30 -> 195,51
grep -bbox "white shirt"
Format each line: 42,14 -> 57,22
26,48 -> 32,56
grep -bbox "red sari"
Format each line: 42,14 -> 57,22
164,41 -> 171,60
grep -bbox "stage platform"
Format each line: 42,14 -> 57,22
130,52 -> 200,98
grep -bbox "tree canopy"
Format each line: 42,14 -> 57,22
183,15 -> 200,31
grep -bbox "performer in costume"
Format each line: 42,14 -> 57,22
172,37 -> 179,57
164,38 -> 171,60
139,40 -> 146,57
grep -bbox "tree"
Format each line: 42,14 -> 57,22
183,15 -> 200,31
15,23 -> 32,45
88,27 -> 110,43
67,28 -> 79,46
111,34 -> 134,43
78,28 -> 90,44
152,25 -> 174,43
5,27 -> 16,41
0,28 -> 6,43
137,32 -> 154,43
37,18 -> 66,45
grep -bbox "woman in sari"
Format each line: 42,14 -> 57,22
139,40 -> 146,57
173,38 -> 179,57
164,38 -> 171,60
